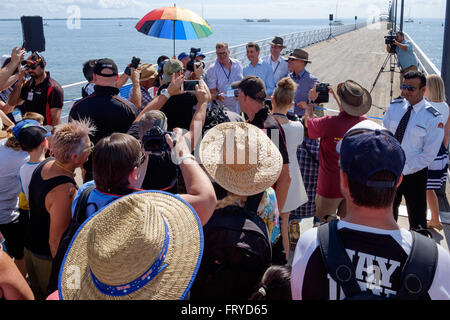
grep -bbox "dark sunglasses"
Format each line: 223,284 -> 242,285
136,151 -> 146,167
400,84 -> 418,92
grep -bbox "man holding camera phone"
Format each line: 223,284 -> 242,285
386,31 -> 419,84
302,80 -> 371,223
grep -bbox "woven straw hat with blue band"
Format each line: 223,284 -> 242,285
59,190 -> 203,300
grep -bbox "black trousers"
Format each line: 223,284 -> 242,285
393,167 -> 428,230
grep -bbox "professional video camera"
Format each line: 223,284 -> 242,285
186,47 -> 206,72
142,125 -> 176,154
385,34 -> 397,53
313,82 -> 330,104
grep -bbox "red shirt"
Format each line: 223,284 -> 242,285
307,112 -> 366,198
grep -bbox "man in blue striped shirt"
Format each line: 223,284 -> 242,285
243,42 -> 275,96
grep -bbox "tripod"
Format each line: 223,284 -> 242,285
369,52 -> 400,110
326,22 -> 337,41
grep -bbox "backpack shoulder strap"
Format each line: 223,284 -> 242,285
72,184 -> 96,224
318,220 -> 362,298
397,231 -> 438,299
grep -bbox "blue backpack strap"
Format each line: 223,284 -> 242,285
318,220 -> 362,298
397,231 -> 438,299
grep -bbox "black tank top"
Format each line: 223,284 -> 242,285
25,158 -> 76,259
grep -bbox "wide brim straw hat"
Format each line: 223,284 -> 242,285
337,80 -> 372,117
199,122 -> 283,196
59,190 -> 203,300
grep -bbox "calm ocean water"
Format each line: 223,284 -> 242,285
0,17 -> 445,103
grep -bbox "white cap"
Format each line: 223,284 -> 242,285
336,120 -> 388,154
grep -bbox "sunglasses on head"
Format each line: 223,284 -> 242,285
343,128 -> 394,140
400,84 -> 418,92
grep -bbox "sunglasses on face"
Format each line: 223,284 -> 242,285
216,51 -> 228,56
82,141 -> 94,153
400,84 -> 419,92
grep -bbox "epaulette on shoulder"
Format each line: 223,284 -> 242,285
390,97 -> 405,105
425,105 -> 441,117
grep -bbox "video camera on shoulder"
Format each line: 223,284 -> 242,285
142,125 -> 176,155
186,47 -> 206,72
385,34 -> 397,53
124,56 -> 141,76
313,82 -> 330,104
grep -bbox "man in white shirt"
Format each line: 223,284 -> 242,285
382,71 -> 444,234
263,36 -> 289,85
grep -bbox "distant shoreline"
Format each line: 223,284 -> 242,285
0,18 -> 140,21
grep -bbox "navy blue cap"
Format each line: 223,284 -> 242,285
337,120 -> 405,188
12,119 -> 51,151
195,52 -> 205,58
177,52 -> 189,61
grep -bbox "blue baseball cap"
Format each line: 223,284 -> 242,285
12,119 -> 51,151
195,52 -> 205,58
337,120 -> 405,188
177,52 -> 189,61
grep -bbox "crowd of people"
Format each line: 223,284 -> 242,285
0,31 -> 450,301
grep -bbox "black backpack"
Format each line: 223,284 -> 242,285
318,220 -> 438,300
190,193 -> 272,300
46,185 -> 96,295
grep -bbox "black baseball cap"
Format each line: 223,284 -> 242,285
93,58 -> 118,77
231,76 -> 266,101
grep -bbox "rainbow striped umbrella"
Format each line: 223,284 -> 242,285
135,5 -> 213,57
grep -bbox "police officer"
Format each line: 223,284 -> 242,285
383,71 -> 444,235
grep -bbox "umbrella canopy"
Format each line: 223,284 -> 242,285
135,6 -> 212,56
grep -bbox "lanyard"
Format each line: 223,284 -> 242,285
273,112 -> 288,119
272,59 -> 281,75
219,61 -> 232,81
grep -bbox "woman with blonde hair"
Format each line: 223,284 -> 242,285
271,77 -> 308,259
425,74 -> 449,231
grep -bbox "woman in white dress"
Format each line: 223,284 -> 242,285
425,74 -> 449,231
271,77 -> 308,259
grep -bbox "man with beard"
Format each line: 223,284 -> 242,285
8,53 -> 63,127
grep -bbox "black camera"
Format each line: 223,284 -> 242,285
142,126 -> 176,154
186,47 -> 206,72
385,35 -> 397,53
184,80 -> 199,91
124,56 -> 141,76
313,82 -> 330,104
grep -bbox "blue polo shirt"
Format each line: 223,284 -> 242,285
290,69 -> 318,116
396,40 -> 418,70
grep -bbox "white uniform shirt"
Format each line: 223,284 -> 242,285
262,55 -> 289,85
382,97 -> 445,175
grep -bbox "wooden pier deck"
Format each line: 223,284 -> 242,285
292,21 -> 450,253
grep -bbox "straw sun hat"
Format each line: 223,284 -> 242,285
59,191 -> 203,300
200,122 -> 283,196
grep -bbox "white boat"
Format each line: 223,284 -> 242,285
331,1 -> 343,26
405,8 -> 414,23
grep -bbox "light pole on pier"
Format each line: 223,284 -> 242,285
400,0 -> 405,31
442,0 -> 450,103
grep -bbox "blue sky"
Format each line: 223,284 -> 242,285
0,0 -> 446,20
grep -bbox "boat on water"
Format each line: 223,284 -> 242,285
331,20 -> 343,26
257,18 -> 270,22
405,18 -> 414,23
244,18 -> 254,22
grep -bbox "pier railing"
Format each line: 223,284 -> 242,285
404,32 -> 441,76
60,21 -> 370,122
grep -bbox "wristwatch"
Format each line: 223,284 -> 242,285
161,88 -> 171,99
